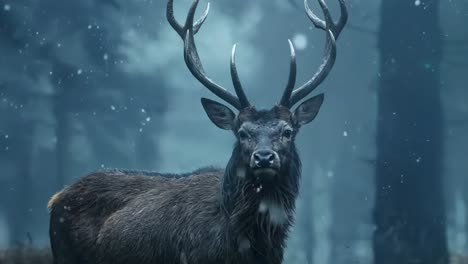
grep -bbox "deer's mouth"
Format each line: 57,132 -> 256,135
252,167 -> 278,182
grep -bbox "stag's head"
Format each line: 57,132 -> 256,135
168,0 -> 347,182
200,97 -> 323,182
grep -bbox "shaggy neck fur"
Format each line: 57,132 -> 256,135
220,143 -> 302,258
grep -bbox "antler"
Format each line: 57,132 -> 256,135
167,0 -> 250,110
280,0 -> 348,108
305,0 -> 348,38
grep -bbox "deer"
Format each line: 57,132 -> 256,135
48,0 -> 347,263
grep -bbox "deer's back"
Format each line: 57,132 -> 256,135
49,167 -> 225,264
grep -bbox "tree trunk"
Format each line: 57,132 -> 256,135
8,120 -> 34,245
373,0 -> 448,263
51,61 -> 74,190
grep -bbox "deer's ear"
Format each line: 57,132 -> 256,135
292,94 -> 324,126
201,98 -> 236,130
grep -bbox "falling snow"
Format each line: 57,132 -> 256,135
0,0 -> 465,260
292,34 -> 307,50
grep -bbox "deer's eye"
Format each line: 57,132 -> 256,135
282,129 -> 293,139
238,130 -> 249,140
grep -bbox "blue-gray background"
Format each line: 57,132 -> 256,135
0,0 -> 466,263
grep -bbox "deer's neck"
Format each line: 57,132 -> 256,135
220,144 -> 301,253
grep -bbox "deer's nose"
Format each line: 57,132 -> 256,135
253,149 -> 277,168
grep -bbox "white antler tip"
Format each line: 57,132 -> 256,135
232,43 -> 238,57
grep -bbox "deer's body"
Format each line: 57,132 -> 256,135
50,147 -> 299,264
49,0 -> 347,263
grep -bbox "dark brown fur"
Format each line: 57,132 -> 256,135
49,108 -> 303,264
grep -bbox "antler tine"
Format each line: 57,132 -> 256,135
304,0 -> 326,30
336,0 -> 348,37
230,44 -> 251,108
169,0 -> 249,110
279,39 -> 297,106
184,28 -> 243,110
317,0 -> 336,30
288,30 -> 336,107
167,0 -> 210,38
282,0 -> 346,107
304,0 -> 348,38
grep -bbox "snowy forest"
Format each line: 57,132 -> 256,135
0,0 -> 467,263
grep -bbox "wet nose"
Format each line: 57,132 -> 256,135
253,149 -> 276,167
